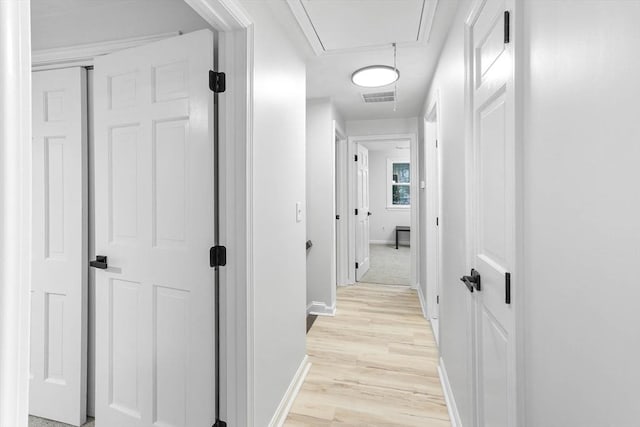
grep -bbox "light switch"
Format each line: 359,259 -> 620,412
420,180 -> 426,189
296,202 -> 303,223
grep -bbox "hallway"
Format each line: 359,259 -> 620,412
286,283 -> 450,426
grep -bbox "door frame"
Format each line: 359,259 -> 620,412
334,125 -> 348,287
424,94 -> 442,342
464,0 -> 525,425
4,1 -> 256,425
347,133 -> 418,288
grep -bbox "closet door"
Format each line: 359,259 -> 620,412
31,67 -> 88,426
93,30 -> 216,427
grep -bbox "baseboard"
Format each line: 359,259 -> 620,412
431,317 -> 440,347
338,279 -> 356,287
438,357 -> 462,427
417,285 -> 428,319
307,301 -> 336,316
268,355 -> 311,427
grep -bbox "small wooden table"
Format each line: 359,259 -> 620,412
395,226 -> 410,249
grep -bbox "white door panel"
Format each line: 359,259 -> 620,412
93,30 -> 216,427
470,0 -> 517,426
31,67 -> 88,427
355,145 -> 370,280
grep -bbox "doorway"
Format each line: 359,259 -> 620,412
29,5 -> 232,425
347,134 -> 418,288
3,1 -> 253,426
29,29 -> 218,427
335,129 -> 348,287
424,101 -> 442,342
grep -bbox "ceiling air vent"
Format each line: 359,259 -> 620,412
362,91 -> 395,103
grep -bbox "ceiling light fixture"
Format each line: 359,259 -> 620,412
351,65 -> 399,88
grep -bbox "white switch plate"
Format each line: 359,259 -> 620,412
420,180 -> 426,189
296,202 -> 303,223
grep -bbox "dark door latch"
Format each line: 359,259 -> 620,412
460,268 -> 481,292
90,256 -> 108,269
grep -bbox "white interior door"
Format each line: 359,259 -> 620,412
31,67 -> 88,427
434,134 -> 441,323
355,144 -> 370,280
470,1 -> 517,426
426,113 -> 442,325
93,30 -> 216,427
335,137 -> 342,286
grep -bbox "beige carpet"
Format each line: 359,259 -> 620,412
360,243 -> 410,286
29,416 -> 94,427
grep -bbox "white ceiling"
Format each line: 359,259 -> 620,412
288,0 -> 460,121
361,140 -> 410,152
31,0 -> 210,51
300,0 -> 426,51
31,0 -> 134,17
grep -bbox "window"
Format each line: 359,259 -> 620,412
387,158 -> 410,208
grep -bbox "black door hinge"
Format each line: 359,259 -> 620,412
210,246 -> 227,267
355,209 -> 359,215
504,11 -> 510,44
437,295 -> 440,304
209,70 -> 226,93
213,420 -> 227,427
336,214 -> 340,220
505,272 -> 511,304
354,154 -> 358,162
436,217 -> 439,226
355,262 -> 359,269
436,139 -> 438,148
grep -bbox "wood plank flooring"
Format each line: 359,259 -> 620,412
285,283 -> 450,426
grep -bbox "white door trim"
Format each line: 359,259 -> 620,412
6,0 -> 256,425
188,1 -> 255,426
347,133 -> 418,288
0,2 -> 32,426
334,125 -> 349,288
31,32 -> 180,71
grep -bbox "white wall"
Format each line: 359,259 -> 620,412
239,1 -> 308,425
367,148 -> 410,244
423,1 -> 640,426
523,2 -> 640,426
305,97 -> 344,313
31,0 -> 211,50
420,0 -> 473,424
346,117 -> 418,137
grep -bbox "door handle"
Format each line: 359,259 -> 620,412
90,256 -> 108,269
367,212 -> 372,216
460,275 -> 474,293
460,269 -> 481,292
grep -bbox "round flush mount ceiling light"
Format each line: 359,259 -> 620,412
351,65 -> 399,88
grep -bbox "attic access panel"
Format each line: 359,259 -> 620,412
298,0 -> 427,51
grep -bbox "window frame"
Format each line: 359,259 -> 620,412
386,157 -> 411,209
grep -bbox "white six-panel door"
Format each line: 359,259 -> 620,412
31,67 -> 88,427
355,144 -> 370,280
93,30 -> 216,427
469,0 -> 517,426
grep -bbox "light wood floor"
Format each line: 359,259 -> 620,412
285,283 -> 450,426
